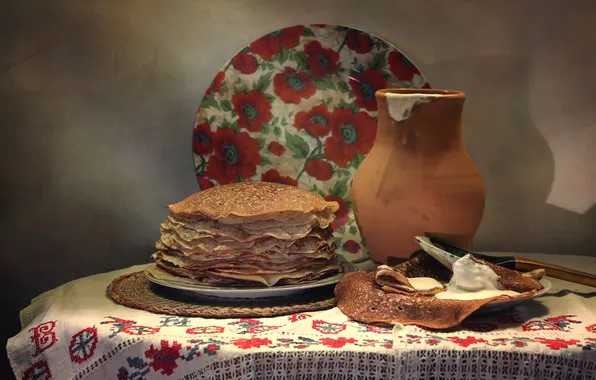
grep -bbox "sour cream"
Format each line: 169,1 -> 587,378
407,254 -> 520,300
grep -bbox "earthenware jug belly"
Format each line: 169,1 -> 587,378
351,89 -> 486,265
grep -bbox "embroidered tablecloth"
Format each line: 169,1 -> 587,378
7,254 -> 596,380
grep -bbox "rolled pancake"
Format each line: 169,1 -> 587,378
336,252 -> 544,329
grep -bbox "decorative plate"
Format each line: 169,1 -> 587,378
476,279 -> 552,313
192,24 -> 429,264
144,261 -> 358,299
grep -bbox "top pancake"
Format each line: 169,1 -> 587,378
168,181 -> 340,221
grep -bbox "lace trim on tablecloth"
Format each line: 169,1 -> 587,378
173,350 -> 596,380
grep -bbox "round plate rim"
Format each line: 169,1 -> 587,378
485,278 -> 552,306
143,261 -> 357,296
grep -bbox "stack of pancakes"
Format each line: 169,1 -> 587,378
152,181 -> 341,287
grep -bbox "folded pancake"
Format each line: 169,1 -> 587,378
151,181 -> 341,287
336,252 -> 544,329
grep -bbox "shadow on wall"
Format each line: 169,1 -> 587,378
0,4 -> 193,378
424,54 -> 596,255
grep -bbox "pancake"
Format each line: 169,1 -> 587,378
151,181 -> 341,287
167,181 -> 339,222
152,256 -> 340,286
336,252 -> 544,329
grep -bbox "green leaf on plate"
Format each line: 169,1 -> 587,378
238,85 -> 249,94
370,50 -> 388,70
303,28 -> 316,37
334,237 -> 343,249
200,94 -> 220,110
330,177 -> 349,198
381,70 -> 391,81
338,99 -> 350,109
281,116 -> 288,125
231,122 -> 241,133
285,133 -> 310,159
337,224 -> 346,234
349,225 -> 358,235
278,46 -> 290,64
295,52 -> 309,68
221,119 -> 232,128
220,99 -> 233,112
253,72 -> 274,92
266,62 -> 275,70
351,152 -> 365,168
261,123 -> 270,134
271,116 -> 280,125
313,76 -> 337,91
338,81 -> 350,93
208,115 -> 216,124
273,125 -> 282,137
260,156 -> 273,166
265,93 -> 276,103
257,138 -> 266,151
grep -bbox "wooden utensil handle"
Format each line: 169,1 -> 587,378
515,257 -> 596,288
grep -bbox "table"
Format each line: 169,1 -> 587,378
7,253 -> 596,380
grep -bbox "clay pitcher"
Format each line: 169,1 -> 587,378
351,88 -> 486,265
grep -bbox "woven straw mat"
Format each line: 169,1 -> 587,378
106,271 -> 337,318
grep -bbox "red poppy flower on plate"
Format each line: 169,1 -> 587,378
273,67 -> 316,104
343,240 -> 361,254
305,41 -> 339,78
349,69 -> 387,112
294,103 -> 332,137
325,195 -> 349,231
261,169 -> 298,187
249,26 -> 305,61
193,123 -> 215,155
232,53 -> 258,74
205,129 -> 261,185
388,51 -> 420,81
268,141 -> 286,156
197,176 -> 213,191
205,71 -> 224,95
323,108 -> 377,167
305,159 -> 333,181
346,31 -> 373,54
232,90 -> 272,132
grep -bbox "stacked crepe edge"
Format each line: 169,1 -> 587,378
151,181 -> 342,287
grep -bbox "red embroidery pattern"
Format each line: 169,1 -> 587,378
186,326 -> 225,335
522,315 -> 581,332
319,337 -> 356,348
586,324 -> 596,333
22,360 -> 51,380
29,321 -> 58,356
231,337 -> 272,349
122,326 -> 160,336
312,320 -> 347,334
533,338 -> 580,350
144,340 -> 182,376
288,313 -> 311,323
249,325 -> 281,334
68,327 -> 98,363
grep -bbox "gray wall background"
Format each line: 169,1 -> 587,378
1,0 -> 595,377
